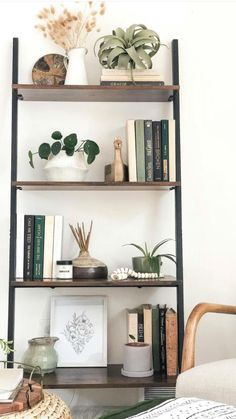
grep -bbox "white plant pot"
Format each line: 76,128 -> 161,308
121,343 -> 153,377
44,151 -> 88,181
64,47 -> 88,85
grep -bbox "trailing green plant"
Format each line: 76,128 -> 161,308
0,338 -> 14,354
28,131 -> 100,168
94,24 -> 163,70
125,239 -> 176,276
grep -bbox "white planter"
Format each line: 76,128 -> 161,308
44,151 -> 88,181
64,48 -> 88,85
121,343 -> 153,377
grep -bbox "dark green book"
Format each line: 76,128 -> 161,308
135,120 -> 145,182
161,120 -> 169,181
152,121 -> 162,181
152,306 -> 160,372
144,120 -> 153,182
33,215 -> 45,280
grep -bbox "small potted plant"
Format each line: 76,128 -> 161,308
121,334 -> 153,377
28,131 -> 100,181
125,239 -> 176,277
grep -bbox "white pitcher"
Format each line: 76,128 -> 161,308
64,47 -> 88,85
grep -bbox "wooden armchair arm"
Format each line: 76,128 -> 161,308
181,302 -> 236,373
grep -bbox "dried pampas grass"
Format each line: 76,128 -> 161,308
35,1 -> 106,53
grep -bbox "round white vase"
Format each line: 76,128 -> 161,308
64,47 -> 88,85
44,151 -> 88,181
121,343 -> 153,377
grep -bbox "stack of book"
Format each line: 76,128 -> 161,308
0,369 -> 23,403
127,304 -> 178,376
126,119 -> 176,182
100,69 -> 164,86
16,214 -> 63,281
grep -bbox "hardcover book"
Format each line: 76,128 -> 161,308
159,304 -> 167,373
52,215 -> 63,278
33,215 -> 45,280
135,120 -> 145,182
144,120 -> 154,182
127,309 -> 138,342
152,306 -> 160,372
152,121 -> 162,181
43,215 -> 55,279
126,120 -> 137,182
166,308 -> 178,376
161,120 -> 169,181
168,120 -> 176,182
23,215 -> 35,280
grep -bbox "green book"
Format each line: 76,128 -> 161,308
135,120 -> 145,182
152,306 -> 160,372
33,215 -> 45,280
161,120 -> 169,181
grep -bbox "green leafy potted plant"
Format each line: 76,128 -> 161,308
28,131 -> 100,181
125,239 -> 176,277
95,24 -> 162,72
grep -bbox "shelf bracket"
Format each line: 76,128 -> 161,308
168,95 -> 174,102
16,186 -> 22,191
17,94 -> 24,101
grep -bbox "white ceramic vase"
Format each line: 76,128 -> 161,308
121,343 -> 153,377
44,151 -> 88,181
64,47 -> 88,85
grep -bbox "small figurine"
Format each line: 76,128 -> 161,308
105,137 -> 128,182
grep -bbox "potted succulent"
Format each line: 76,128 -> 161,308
125,239 -> 176,277
28,131 -> 100,181
121,334 -> 153,377
95,24 -> 163,76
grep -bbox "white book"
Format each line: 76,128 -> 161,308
0,368 -> 23,402
52,215 -> 63,278
126,120 -> 137,182
43,215 -> 55,279
16,213 -> 24,280
127,310 -> 138,342
102,69 -> 160,76
168,120 -> 176,182
101,75 -> 163,81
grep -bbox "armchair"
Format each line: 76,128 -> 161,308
176,303 -> 236,405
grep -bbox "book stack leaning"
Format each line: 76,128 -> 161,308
100,69 -> 164,86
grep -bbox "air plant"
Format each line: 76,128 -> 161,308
95,24 -> 163,70
0,339 -> 14,354
35,2 -> 106,54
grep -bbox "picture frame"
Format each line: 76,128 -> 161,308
50,295 -> 107,367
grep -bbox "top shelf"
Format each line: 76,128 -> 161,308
12,84 -> 179,103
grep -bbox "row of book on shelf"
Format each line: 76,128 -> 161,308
127,304 -> 178,376
100,69 -> 165,86
126,119 -> 176,183
16,214 -> 63,281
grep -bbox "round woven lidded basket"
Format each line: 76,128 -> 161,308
3,392 -> 72,419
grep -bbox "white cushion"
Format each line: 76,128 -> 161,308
176,358 -> 236,405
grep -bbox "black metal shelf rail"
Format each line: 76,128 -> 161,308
8,38 -> 184,371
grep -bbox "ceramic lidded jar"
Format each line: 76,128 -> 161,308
22,337 -> 59,374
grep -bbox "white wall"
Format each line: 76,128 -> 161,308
1,0 -> 236,409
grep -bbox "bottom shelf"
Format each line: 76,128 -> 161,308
40,365 -> 177,389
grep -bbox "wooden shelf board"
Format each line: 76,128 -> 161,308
37,365 -> 177,389
12,84 -> 179,102
13,181 -> 180,191
12,277 -> 179,288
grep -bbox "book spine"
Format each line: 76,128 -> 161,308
126,120 -> 137,182
16,214 -> 24,281
135,120 -> 145,182
43,215 -> 55,279
23,215 -> 35,280
144,120 -> 153,182
127,311 -> 138,342
152,307 -> 160,372
137,311 -> 144,342
159,304 -> 167,373
143,305 -> 152,344
168,120 -> 176,182
166,309 -> 178,376
52,215 -> 63,278
33,215 -> 45,280
161,120 -> 169,181
152,121 -> 162,181
100,81 -> 164,86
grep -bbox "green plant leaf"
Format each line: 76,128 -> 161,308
28,150 -> 34,168
38,143 -> 51,160
118,53 -> 131,68
65,148 -> 74,156
51,131 -> 63,140
64,133 -> 77,149
149,256 -> 161,275
158,254 -> 176,264
136,47 -> 152,68
126,46 -> 146,69
151,239 -> 173,257
107,46 -> 126,68
51,141 -> 61,155
129,334 -> 136,342
114,27 -> 126,39
123,243 -> 146,257
83,140 -> 100,164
